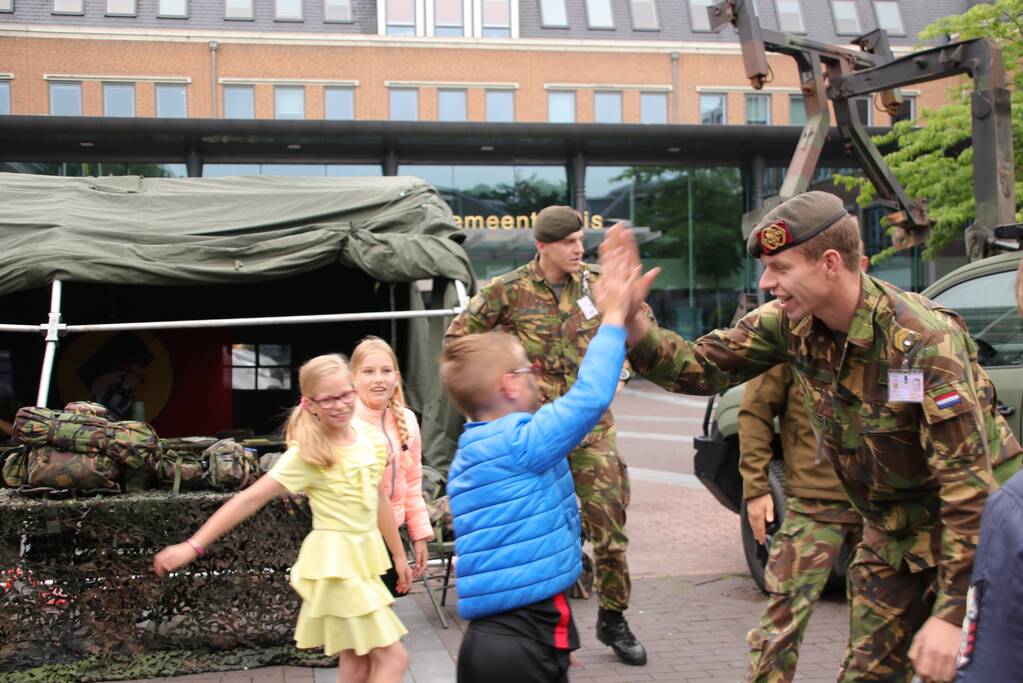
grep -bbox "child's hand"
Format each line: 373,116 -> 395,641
153,543 -> 198,577
393,554 -> 414,594
412,539 -> 429,578
598,223 -> 660,322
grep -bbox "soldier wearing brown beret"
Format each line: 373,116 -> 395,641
605,191 -> 1021,682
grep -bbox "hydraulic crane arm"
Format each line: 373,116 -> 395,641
709,0 -> 1015,259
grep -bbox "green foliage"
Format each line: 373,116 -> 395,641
466,174 -> 568,215
835,0 -> 1023,259
617,166 -> 745,284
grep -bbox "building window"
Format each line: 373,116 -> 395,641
274,86 -> 305,119
700,93 -> 726,124
106,0 -> 136,15
639,92 -> 667,124
594,91 -> 622,123
585,0 -> 614,28
481,0 -> 511,37
0,0 -> 11,12
745,93 -> 770,125
389,88 -> 419,121
688,0 -> 713,31
434,0 -> 464,34
158,0 -> 187,17
485,89 -> 514,122
789,94 -> 806,125
53,0 -> 83,13
539,0 -> 567,27
0,82 -> 10,115
275,0 -> 302,19
324,86 -> 355,119
225,0 -> 254,19
231,344 -> 292,390
103,83 -> 135,117
385,0 -> 415,33
853,97 -> 873,126
437,88 -> 467,122
873,1 -> 903,35
49,82 -> 82,115
830,0 -> 860,35
548,91 -> 575,123
324,0 -> 352,21
155,84 -> 187,117
774,0 -> 803,32
223,85 -> 255,118
629,0 -> 657,30
891,94 -> 915,123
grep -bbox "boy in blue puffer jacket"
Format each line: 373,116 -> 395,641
439,245 -> 652,683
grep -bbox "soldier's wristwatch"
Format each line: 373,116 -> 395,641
619,368 -> 631,383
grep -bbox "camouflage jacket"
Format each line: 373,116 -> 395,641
630,272 -> 1019,626
445,256 -> 624,446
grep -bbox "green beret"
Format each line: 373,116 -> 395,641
533,205 -> 583,243
747,191 -> 848,258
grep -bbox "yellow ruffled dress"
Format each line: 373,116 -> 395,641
268,426 -> 408,656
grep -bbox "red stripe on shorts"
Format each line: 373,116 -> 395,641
553,592 -> 571,649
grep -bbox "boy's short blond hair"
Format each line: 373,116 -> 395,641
441,332 -> 524,419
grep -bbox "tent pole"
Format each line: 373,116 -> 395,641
36,280 -> 64,408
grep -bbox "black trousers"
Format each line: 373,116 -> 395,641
457,623 -> 571,683
379,566 -> 409,598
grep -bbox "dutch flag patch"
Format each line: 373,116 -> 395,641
935,391 -> 962,409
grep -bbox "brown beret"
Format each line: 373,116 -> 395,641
533,205 -> 583,243
747,191 -> 848,258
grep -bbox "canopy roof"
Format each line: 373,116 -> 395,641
0,172 -> 474,295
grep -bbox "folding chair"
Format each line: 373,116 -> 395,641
413,465 -> 455,627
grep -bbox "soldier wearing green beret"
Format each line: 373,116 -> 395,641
601,191 -> 1022,682
445,205 -> 649,666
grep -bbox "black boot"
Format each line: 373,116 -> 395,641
595,608 -> 647,666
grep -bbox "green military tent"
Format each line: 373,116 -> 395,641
0,172 -> 475,469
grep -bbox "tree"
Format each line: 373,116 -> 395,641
621,166 -> 745,285
836,0 -> 1023,259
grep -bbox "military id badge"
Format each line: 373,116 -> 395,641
577,295 -> 598,320
888,369 -> 924,403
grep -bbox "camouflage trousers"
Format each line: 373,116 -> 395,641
838,544 -> 938,682
568,430 -> 631,612
746,502 -> 861,683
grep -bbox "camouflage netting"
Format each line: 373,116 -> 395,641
0,489 -> 335,682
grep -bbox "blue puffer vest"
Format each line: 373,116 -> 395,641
447,325 -> 625,620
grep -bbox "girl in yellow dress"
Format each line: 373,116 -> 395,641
153,353 -> 412,683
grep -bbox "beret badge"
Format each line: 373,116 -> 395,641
759,221 -> 792,253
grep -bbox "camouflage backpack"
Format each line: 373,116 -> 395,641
203,439 -> 258,491
10,405 -> 158,494
13,406 -> 157,471
155,437 -> 217,494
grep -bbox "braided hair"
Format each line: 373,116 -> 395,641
351,336 -> 411,467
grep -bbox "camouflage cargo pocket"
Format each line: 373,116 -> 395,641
2,446 -> 28,487
204,439 -> 258,491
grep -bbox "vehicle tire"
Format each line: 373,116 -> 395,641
740,458 -> 786,594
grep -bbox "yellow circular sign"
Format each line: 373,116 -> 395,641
55,331 -> 173,421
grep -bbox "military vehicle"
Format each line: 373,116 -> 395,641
692,1 -> 1021,591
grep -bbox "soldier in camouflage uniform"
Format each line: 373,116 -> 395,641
740,364 -> 862,682
606,191 -> 1022,682
444,205 -> 648,666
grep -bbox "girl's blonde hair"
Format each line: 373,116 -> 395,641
351,336 -> 411,463
285,353 -> 351,468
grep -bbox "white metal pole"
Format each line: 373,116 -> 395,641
36,280 -> 64,407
